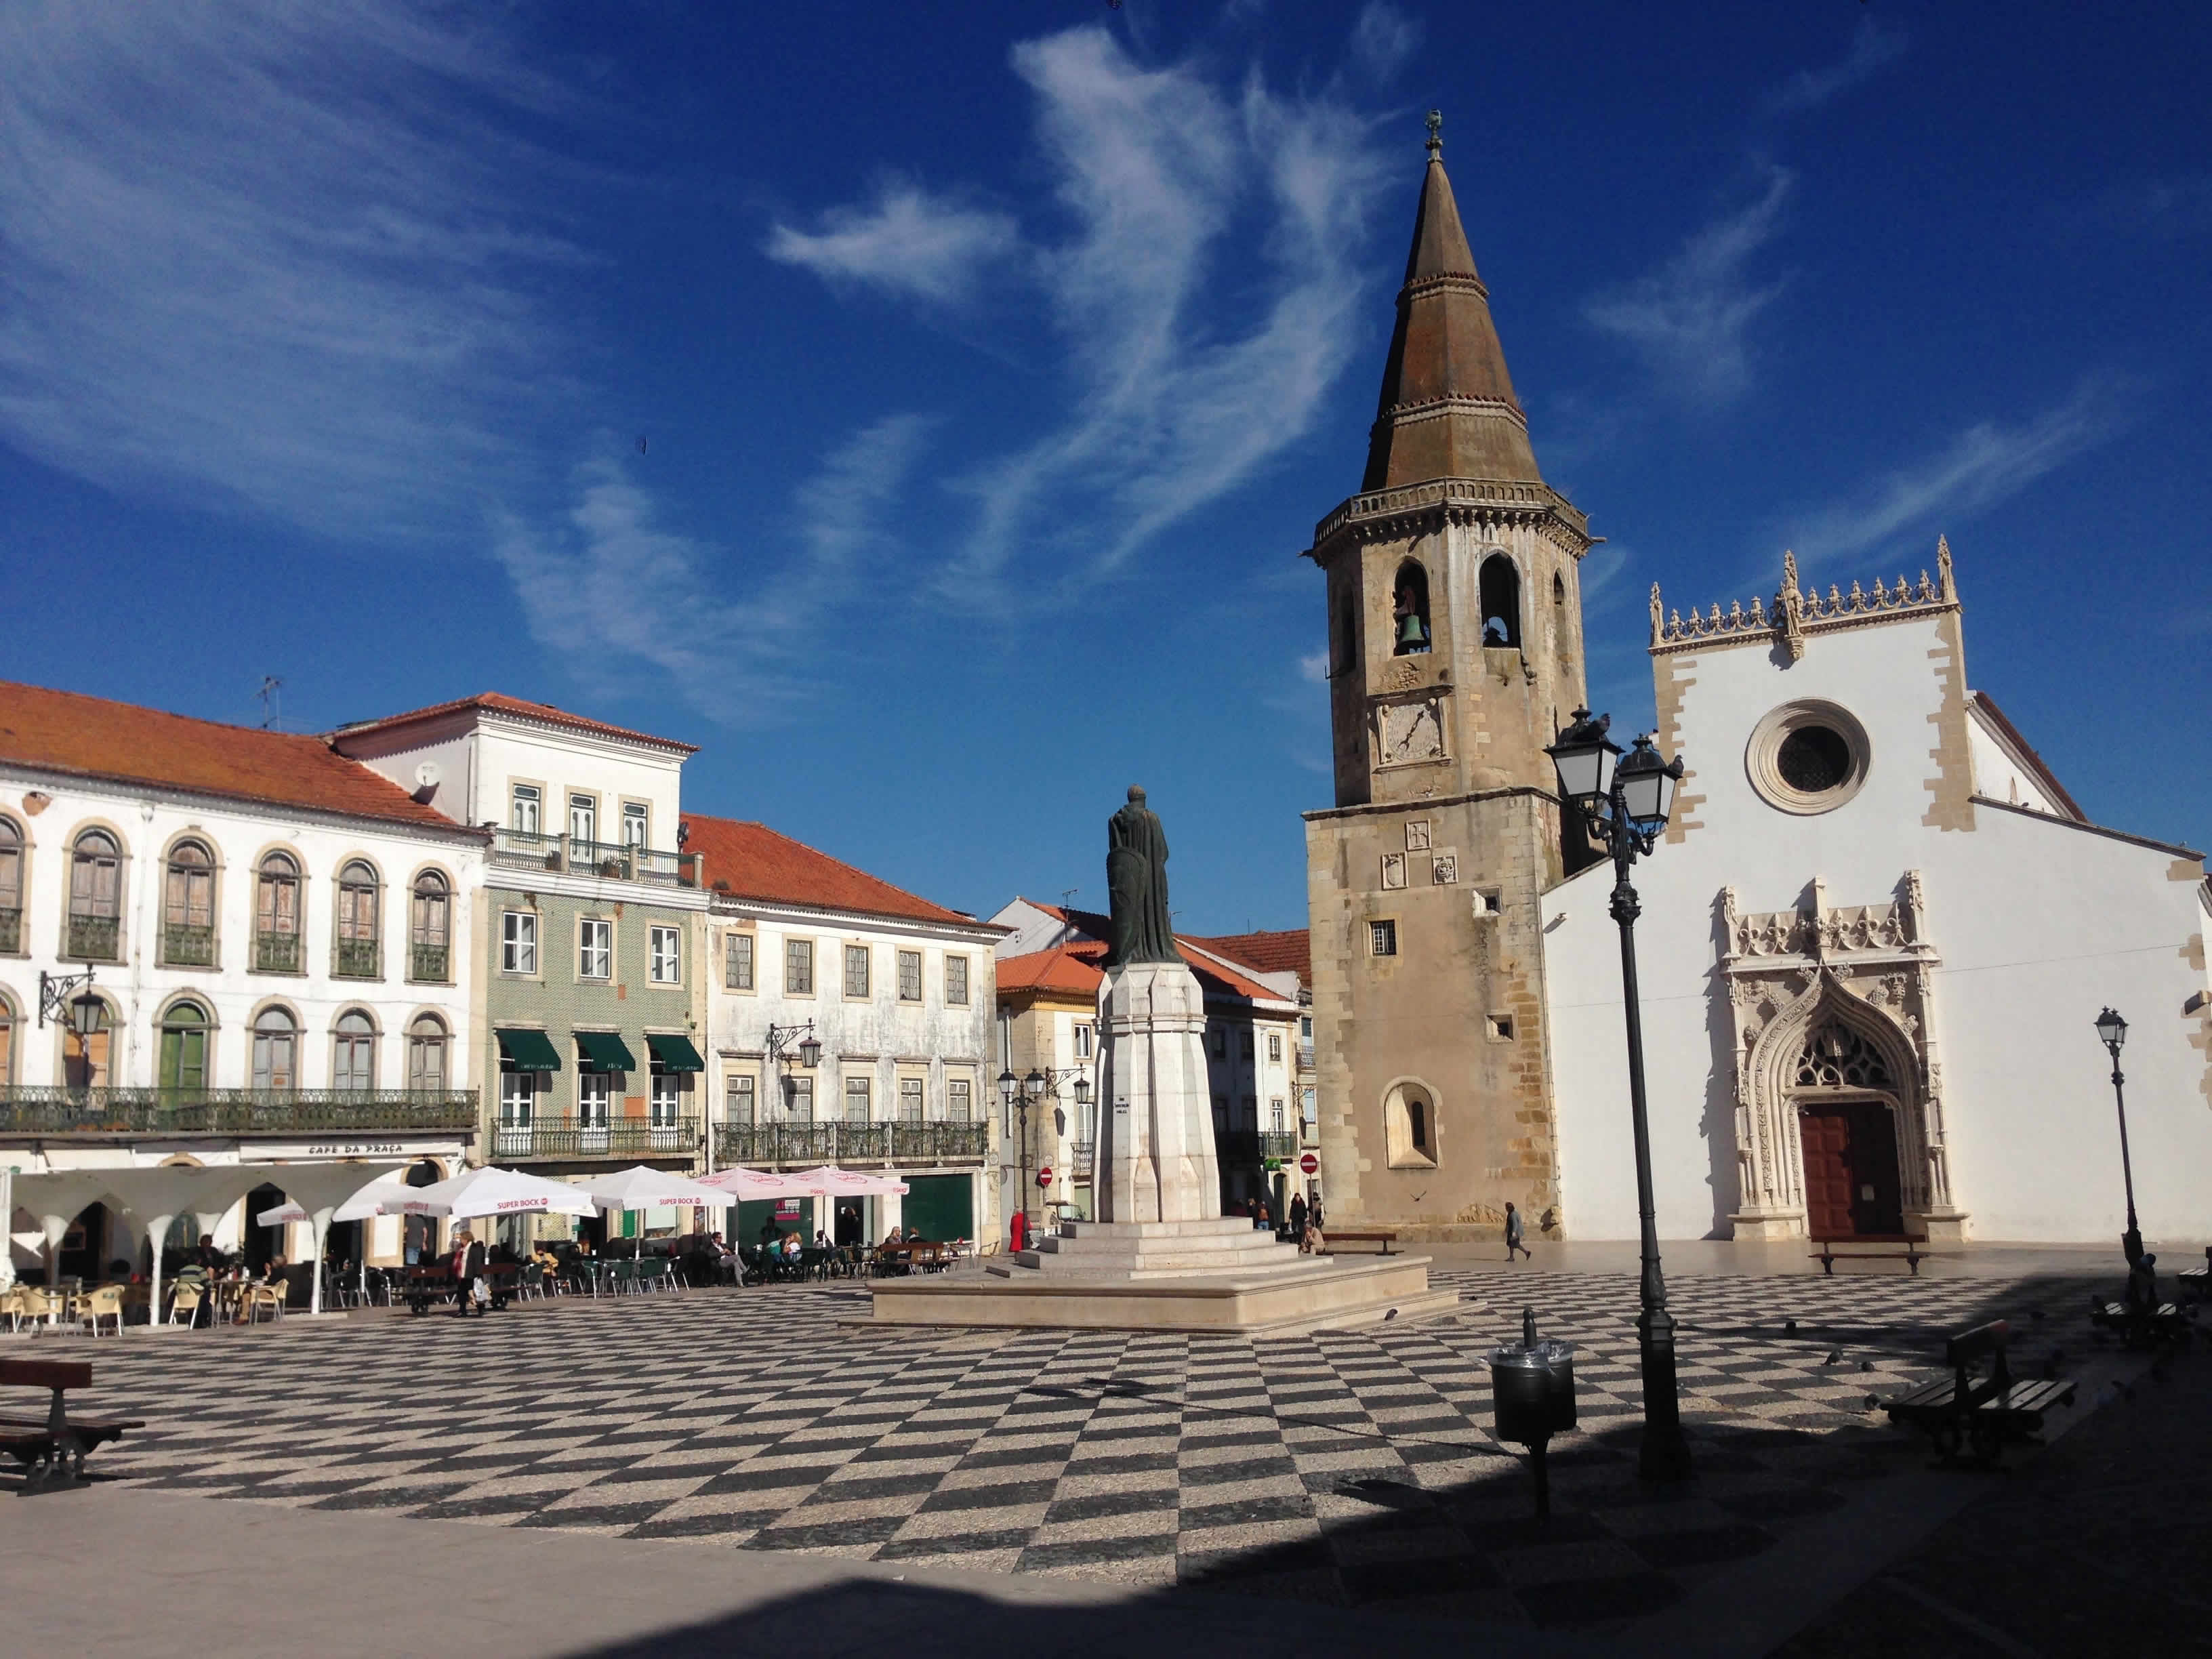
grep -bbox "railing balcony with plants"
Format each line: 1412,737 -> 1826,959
567,838 -> 635,881
65,915 -> 121,961
162,923 -> 216,967
410,941 -> 450,983
498,1116 -> 700,1162
491,827 -> 566,873
255,930 -> 302,973
0,906 -> 20,954
333,937 -> 382,979
0,1085 -> 479,1137
716,1120 -> 991,1168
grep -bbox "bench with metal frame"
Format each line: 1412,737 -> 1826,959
2177,1247 -> 2211,1307
1324,1230 -> 1398,1256
1809,1233 -> 1927,1275
2089,1292 -> 2193,1350
1884,1318 -> 2074,1465
0,1357 -> 146,1494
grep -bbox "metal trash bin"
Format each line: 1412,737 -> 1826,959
1490,1309 -> 1576,1515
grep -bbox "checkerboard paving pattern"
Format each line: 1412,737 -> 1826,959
30,1265 -> 2095,1628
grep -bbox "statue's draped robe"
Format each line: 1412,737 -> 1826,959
1105,803 -> 1176,966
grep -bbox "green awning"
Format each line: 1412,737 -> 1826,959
495,1028 -> 562,1071
646,1033 -> 705,1073
574,1029 -> 638,1073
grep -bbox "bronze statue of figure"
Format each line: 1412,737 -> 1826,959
1105,786 -> 1177,967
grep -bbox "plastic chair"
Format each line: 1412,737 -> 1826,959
245,1282 -> 287,1324
168,1284 -> 204,1328
79,1284 -> 126,1337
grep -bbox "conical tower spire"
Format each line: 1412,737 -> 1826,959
1362,113 -> 1543,491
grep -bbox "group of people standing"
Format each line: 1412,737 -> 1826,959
1241,1190 -> 1325,1254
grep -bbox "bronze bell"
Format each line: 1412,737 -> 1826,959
1396,610 -> 1427,649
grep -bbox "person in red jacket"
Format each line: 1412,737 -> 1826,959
1009,1208 -> 1029,1254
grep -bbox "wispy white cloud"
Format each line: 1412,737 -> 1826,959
766,181 -> 1019,304
1584,166 -> 1793,406
1298,649 -> 1330,684
1350,3 -> 1422,81
1766,16 -> 1908,116
0,1 -> 580,539
1783,378 -> 2125,572
494,415 -> 930,723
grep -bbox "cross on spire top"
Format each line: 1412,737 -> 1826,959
1425,108 -> 1443,157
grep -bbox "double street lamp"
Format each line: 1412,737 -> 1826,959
999,1065 -> 1092,1230
2093,1008 -> 2142,1267
1545,709 -> 1694,1483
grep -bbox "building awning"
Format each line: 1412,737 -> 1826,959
496,1029 -> 562,1071
574,1030 -> 638,1074
646,1033 -> 705,1073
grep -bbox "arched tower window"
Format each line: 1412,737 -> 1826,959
1553,570 -> 1566,609
1479,554 -> 1521,647
1391,560 -> 1431,655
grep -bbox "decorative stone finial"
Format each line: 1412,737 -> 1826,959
1936,534 -> 1955,600
1649,581 -> 1664,644
1425,108 -> 1443,157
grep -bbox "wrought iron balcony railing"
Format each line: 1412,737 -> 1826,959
491,827 -> 566,872
1298,1044 -> 1315,1071
497,1116 -> 699,1162
0,1086 -> 479,1137
715,1121 -> 990,1168
65,915 -> 121,961
162,922 -> 216,967
333,937 -> 382,979
0,906 -> 20,954
488,829 -> 701,888
1215,1130 -> 1300,1166
255,931 -> 302,974
409,941 -> 450,983
569,838 -> 636,881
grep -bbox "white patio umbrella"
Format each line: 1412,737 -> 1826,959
698,1166 -> 800,1202
791,1165 -> 909,1197
256,1200 -> 310,1226
578,1165 -> 739,1213
359,1165 -> 597,1221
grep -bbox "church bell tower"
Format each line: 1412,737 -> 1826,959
1302,116 -> 1593,1240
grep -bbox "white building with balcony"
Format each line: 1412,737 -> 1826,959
683,813 -> 1002,1250
0,680 -> 484,1287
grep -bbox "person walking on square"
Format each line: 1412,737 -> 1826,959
1504,1202 -> 1532,1263
1288,1192 -> 1308,1240
1009,1207 -> 1028,1255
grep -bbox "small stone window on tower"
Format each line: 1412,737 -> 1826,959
1391,560 -> 1431,655
1384,1080 -> 1437,1168
1479,554 -> 1521,647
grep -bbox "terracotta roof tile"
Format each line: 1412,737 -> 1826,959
683,813 -> 983,928
1183,929 -> 1311,985
0,680 -> 465,831
333,691 -> 697,754
996,936 -> 1292,1008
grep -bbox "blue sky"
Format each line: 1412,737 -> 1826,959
3,2 -> 2206,930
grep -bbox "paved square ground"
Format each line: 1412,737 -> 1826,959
31,1264 -> 2097,1629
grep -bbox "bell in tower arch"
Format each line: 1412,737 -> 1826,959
1392,560 -> 1432,655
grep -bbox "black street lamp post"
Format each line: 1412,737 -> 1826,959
2093,1008 -> 2142,1267
999,1065 -> 1093,1235
1546,710 -> 1694,1482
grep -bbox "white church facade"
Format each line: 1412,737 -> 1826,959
1542,548 -> 2212,1244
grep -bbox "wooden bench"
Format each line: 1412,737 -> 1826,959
0,1357 -> 146,1494
1324,1230 -> 1397,1256
2089,1292 -> 2192,1350
1885,1319 -> 2074,1465
2177,1247 -> 2211,1306
1811,1234 -> 1927,1275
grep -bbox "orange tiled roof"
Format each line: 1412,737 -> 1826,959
682,813 -> 985,928
1185,928 -> 1311,985
996,936 -> 1293,1008
0,680 -> 466,831
333,691 -> 697,754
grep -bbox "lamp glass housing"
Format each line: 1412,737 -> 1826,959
1545,710 -> 1621,807
998,1068 -> 1019,1105
797,1035 -> 823,1069
1023,1068 -> 1046,1099
1073,1078 -> 1092,1105
1617,737 -> 1679,828
2095,1008 -> 2128,1050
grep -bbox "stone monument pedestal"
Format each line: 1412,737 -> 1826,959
871,961 -> 1457,1335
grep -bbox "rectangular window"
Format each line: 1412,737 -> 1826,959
498,1067 -> 535,1125
649,924 -> 680,984
1267,1033 -> 1282,1063
945,955 -> 969,1006
897,949 -> 922,1002
622,801 -> 649,848
785,938 -> 813,995
1302,1087 -> 1317,1126
724,931 -> 754,990
1300,1015 -> 1313,1039
899,1076 -> 924,1124
947,1078 -> 971,1123
650,1068 -> 682,1126
510,783 -> 541,834
787,1075 -> 814,1123
726,1073 -> 756,1128
1240,1094 -> 1257,1127
844,1075 -> 871,1124
1271,1099 -> 1285,1131
501,910 -> 537,975
1370,919 -> 1397,957
1073,1023 -> 1093,1060
844,944 -> 870,999
578,1073 -> 611,1127
578,917 -> 612,980
569,793 -> 596,844
1210,1027 -> 1226,1059
1240,1030 -> 1254,1061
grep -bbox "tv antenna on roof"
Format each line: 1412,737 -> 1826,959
257,676 -> 283,730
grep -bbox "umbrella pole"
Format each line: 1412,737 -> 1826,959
310,1211 -> 329,1315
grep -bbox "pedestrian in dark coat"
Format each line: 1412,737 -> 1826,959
1505,1202 -> 1533,1262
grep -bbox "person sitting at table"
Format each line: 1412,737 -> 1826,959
759,1216 -> 782,1249
531,1243 -> 562,1276
813,1229 -> 832,1251
193,1234 -> 224,1272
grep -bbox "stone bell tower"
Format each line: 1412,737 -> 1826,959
1303,115 -> 1595,1242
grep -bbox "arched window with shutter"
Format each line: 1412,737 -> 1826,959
409,869 -> 451,983
252,1006 -> 299,1091
407,1014 -> 449,1092
159,1000 -> 212,1094
333,1008 -> 377,1092
334,860 -> 381,979
67,830 -> 123,960
255,852 -> 302,972
163,840 -> 216,966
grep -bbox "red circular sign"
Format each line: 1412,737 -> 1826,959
1298,1152 -> 1319,1175
1035,1166 -> 1054,1187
